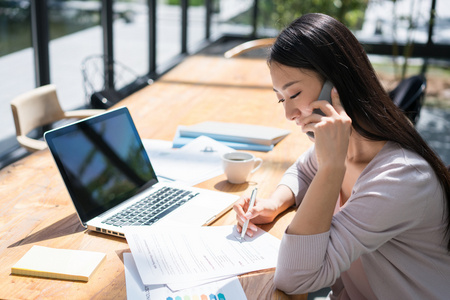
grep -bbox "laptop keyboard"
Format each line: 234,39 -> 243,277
102,187 -> 198,227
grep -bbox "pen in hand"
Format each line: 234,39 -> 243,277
240,187 -> 257,242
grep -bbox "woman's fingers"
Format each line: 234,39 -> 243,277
330,87 -> 346,116
303,87 -> 351,136
234,196 -> 260,237
307,87 -> 341,116
236,221 -> 258,237
233,196 -> 249,216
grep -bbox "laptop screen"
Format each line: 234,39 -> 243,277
45,107 -> 158,225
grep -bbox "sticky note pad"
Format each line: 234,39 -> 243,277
11,245 -> 106,282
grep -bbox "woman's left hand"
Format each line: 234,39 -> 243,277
303,87 -> 352,169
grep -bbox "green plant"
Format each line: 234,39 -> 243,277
258,0 -> 369,30
166,0 -> 204,6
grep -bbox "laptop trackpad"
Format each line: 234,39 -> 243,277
155,196 -> 229,227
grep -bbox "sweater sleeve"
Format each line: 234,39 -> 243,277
274,143 -> 437,294
278,145 -> 318,207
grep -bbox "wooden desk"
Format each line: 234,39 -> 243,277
0,56 -> 312,299
159,55 -> 273,88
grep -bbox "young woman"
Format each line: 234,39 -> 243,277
234,13 -> 450,299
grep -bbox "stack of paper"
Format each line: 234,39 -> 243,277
124,253 -> 248,300
143,136 -> 234,186
123,225 -> 281,298
173,121 -> 290,152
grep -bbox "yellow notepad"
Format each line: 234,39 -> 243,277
11,245 -> 106,282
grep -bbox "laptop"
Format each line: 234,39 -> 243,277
44,107 -> 238,238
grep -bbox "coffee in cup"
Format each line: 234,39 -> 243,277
222,152 -> 263,184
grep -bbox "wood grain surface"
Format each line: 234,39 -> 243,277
0,56 -> 311,300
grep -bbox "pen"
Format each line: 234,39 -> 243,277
240,187 -> 257,241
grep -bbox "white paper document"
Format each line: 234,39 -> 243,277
166,275 -> 233,291
143,136 -> 234,186
124,225 -> 280,286
124,253 -> 247,300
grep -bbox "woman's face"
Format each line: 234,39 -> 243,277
270,62 -> 324,127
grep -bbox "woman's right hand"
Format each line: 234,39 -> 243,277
233,195 -> 277,237
233,185 -> 295,237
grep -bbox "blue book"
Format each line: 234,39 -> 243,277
177,122 -> 290,146
172,128 -> 274,152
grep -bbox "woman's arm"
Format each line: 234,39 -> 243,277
274,151 -> 437,294
287,164 -> 345,235
287,87 -> 351,235
234,184 -> 295,236
234,141 -> 318,237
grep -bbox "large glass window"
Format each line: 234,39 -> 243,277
157,0 -> 182,68
48,0 -> 102,110
0,0 -> 34,154
211,0 -> 257,37
187,0 -> 206,53
114,0 -> 149,78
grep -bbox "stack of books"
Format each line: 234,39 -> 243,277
173,121 -> 290,152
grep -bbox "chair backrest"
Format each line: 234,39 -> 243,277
388,75 -> 427,125
81,54 -> 151,109
11,84 -> 65,138
224,38 -> 276,58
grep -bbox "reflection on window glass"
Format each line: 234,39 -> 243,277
157,0 -> 181,67
211,0 -> 254,37
187,0 -> 205,53
0,0 -> 34,150
156,0 -> 256,66
114,0 -> 149,79
158,0 -> 207,56
48,0 -> 102,111
0,0 -> 31,56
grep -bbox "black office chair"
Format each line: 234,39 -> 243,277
389,75 -> 427,125
81,55 -> 153,109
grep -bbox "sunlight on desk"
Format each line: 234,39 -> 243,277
0,55 -> 312,300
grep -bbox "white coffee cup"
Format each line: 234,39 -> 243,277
222,152 -> 263,184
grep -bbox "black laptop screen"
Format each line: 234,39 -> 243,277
45,107 -> 158,225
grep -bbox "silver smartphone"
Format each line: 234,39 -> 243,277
306,80 -> 333,138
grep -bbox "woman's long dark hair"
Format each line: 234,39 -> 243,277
269,13 -> 450,250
